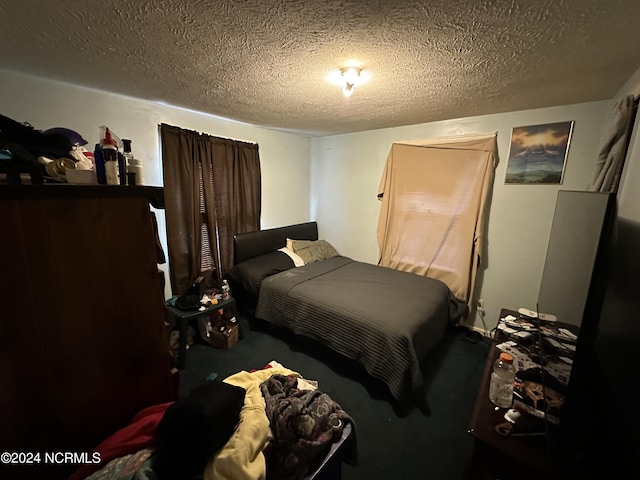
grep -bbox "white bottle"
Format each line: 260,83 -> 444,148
221,279 -> 230,300
129,158 -> 144,185
102,128 -> 119,185
122,139 -> 144,185
489,352 -> 516,408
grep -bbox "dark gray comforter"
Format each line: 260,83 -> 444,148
255,256 -> 466,401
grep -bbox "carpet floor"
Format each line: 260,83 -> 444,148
179,315 -> 491,479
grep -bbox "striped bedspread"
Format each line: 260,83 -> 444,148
255,256 -> 466,401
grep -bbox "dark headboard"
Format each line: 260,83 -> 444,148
233,221 -> 318,264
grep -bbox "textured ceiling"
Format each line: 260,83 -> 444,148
2,0 -> 640,137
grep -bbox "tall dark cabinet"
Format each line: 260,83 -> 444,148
0,185 -> 176,479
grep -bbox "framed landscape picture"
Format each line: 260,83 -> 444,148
505,121 -> 574,184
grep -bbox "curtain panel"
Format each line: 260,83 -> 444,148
160,124 -> 261,295
587,94 -> 636,193
377,134 -> 497,306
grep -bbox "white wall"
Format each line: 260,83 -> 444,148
310,101 -> 611,331
4,66 -> 635,326
0,69 -> 311,298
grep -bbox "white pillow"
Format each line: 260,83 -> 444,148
278,247 -> 305,267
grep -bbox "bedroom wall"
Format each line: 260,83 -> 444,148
0,68 -> 312,299
309,101 -> 612,332
3,66 -> 637,326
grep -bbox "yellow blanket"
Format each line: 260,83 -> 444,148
204,366 -> 299,480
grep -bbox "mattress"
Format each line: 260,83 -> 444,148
255,255 -> 466,401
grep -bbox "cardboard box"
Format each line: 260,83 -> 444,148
208,318 -> 239,349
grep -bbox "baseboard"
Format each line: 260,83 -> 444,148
470,324 -> 486,334
465,323 -> 492,339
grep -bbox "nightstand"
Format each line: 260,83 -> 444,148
166,296 -> 238,370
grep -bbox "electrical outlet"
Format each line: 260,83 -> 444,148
477,299 -> 485,314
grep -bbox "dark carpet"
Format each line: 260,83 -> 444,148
178,315 -> 490,479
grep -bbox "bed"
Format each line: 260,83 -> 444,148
229,222 -> 468,402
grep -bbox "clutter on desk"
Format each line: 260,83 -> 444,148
0,113 -> 144,185
494,408 -> 548,438
493,311 -> 578,426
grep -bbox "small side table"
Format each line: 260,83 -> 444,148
166,296 -> 238,370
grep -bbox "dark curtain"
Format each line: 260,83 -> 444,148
160,123 -> 261,295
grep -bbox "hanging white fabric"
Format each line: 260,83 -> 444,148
377,133 -> 498,307
587,95 -> 635,193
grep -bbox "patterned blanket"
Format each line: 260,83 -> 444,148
260,374 -> 357,480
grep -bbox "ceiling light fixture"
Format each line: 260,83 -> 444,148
326,65 -> 371,98
340,66 -> 362,97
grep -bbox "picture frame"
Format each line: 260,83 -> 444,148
504,121 -> 574,184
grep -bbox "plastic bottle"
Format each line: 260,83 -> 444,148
122,139 -> 135,185
221,279 -> 230,300
117,151 -> 127,185
102,127 -> 119,185
93,143 -> 106,184
129,158 -> 144,185
489,352 -> 516,408
122,138 -> 144,186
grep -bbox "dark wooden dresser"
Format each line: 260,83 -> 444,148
0,185 -> 176,479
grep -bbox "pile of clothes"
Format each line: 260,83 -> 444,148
69,362 -> 356,480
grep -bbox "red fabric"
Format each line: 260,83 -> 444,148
249,363 -> 274,373
68,402 -> 173,480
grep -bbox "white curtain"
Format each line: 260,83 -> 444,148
588,95 -> 635,193
377,133 -> 497,306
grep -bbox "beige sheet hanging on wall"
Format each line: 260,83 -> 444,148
377,133 -> 498,305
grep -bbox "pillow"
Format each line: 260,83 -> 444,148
227,250 -> 295,295
278,247 -> 305,267
290,239 -> 339,264
153,380 -> 246,479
